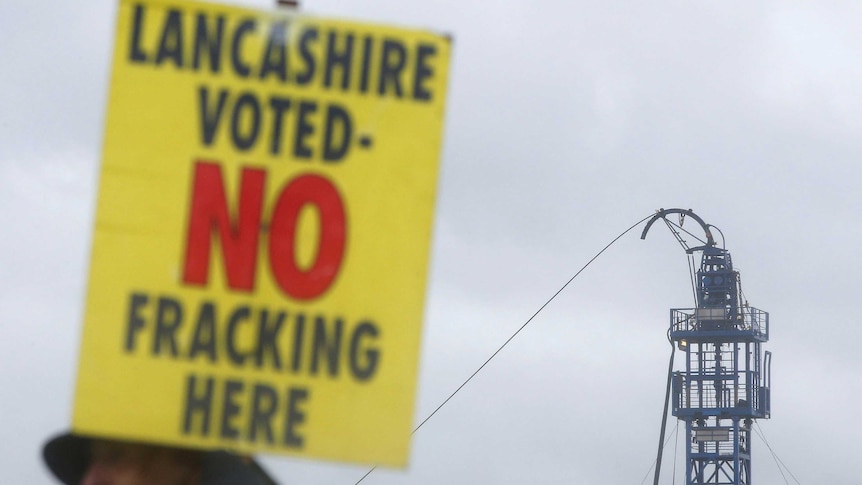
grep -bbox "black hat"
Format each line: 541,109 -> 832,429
43,432 -> 277,485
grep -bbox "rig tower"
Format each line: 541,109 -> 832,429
642,209 -> 771,485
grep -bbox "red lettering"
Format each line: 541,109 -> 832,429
269,174 -> 347,300
182,162 -> 265,291
182,161 -> 346,300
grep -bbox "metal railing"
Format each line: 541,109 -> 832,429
673,371 -> 766,415
670,306 -> 768,338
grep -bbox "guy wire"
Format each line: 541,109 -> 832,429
754,421 -> 801,485
354,213 -> 656,484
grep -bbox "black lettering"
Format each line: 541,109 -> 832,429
193,13 -> 224,72
230,93 -> 261,151
226,306 -> 252,366
198,86 -> 228,146
220,379 -> 243,439
378,39 -> 406,97
189,302 -> 217,362
153,296 -> 183,357
358,35 -> 373,93
322,104 -> 351,162
268,97 -> 292,155
310,316 -> 342,377
248,383 -> 278,444
260,21 -> 288,81
349,321 -> 380,381
295,28 -> 318,85
125,292 -> 149,352
231,19 -> 256,78
255,310 -> 285,369
293,101 -> 317,159
283,387 -> 308,448
183,374 -> 214,436
155,9 -> 184,67
291,313 -> 305,372
412,43 -> 436,101
129,4 -> 149,63
324,31 -> 354,90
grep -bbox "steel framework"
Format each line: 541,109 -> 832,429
643,209 -> 771,485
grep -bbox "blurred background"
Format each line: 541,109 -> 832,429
2,0 -> 860,483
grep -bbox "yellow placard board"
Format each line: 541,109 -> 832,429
73,0 -> 450,467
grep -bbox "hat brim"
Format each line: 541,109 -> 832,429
43,433 -> 90,485
43,432 -> 278,485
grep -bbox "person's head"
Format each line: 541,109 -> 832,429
43,433 -> 275,485
79,438 -> 202,485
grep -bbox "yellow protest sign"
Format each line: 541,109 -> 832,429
73,0 -> 450,467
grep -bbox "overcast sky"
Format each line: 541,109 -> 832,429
3,0 -> 861,483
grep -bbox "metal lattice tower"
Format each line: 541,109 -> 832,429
643,209 -> 772,485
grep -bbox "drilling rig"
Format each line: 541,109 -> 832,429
642,209 -> 772,485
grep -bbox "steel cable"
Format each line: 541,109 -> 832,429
754,422 -> 801,485
354,213 -> 656,484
